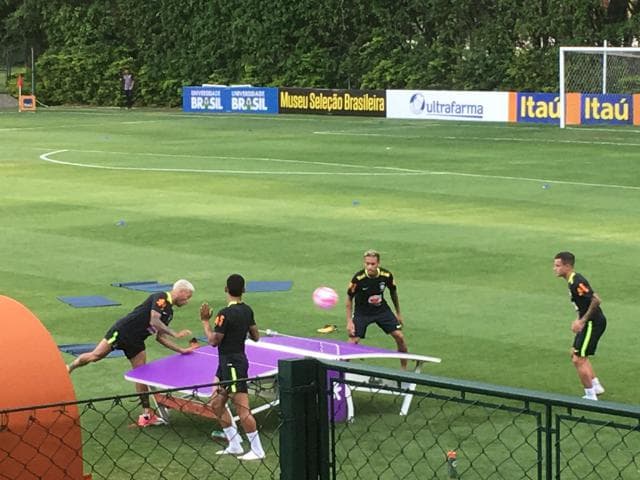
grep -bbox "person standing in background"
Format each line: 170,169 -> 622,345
121,68 -> 135,109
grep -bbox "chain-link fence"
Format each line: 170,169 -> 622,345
279,358 -> 640,479
3,362 -> 639,479
564,50 -> 640,94
337,367 -> 639,479
1,383 -> 281,480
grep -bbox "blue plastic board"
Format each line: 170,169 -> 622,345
57,296 -> 121,308
112,281 -> 173,292
58,343 -> 125,358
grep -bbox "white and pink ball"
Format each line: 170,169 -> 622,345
312,286 -> 339,309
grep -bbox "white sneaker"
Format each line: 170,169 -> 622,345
216,446 -> 244,456
594,384 -> 605,395
239,450 -> 265,461
582,395 -> 598,401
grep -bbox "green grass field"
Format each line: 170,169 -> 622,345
1,107 -> 639,407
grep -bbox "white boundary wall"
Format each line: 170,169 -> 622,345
387,90 -> 510,122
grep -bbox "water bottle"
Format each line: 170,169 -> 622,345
446,450 -> 458,478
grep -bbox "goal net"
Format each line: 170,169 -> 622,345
559,45 -> 640,127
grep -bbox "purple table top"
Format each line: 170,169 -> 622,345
125,335 -> 440,396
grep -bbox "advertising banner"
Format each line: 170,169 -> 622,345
581,93 -> 634,125
516,93 -> 561,124
279,88 -> 386,116
182,86 -> 278,114
387,90 -> 510,122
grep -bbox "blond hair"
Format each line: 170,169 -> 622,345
363,249 -> 380,260
173,279 -> 195,292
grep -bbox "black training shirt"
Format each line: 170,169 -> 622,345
567,272 -> 606,322
213,302 -> 255,355
347,267 -> 397,316
111,292 -> 174,342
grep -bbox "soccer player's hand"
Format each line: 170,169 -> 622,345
200,303 -> 212,321
571,319 -> 585,333
346,320 -> 355,337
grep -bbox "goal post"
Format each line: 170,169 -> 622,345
559,44 -> 640,128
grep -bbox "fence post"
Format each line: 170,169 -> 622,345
279,358 -> 321,480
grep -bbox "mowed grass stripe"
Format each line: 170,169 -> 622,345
0,109 -> 638,407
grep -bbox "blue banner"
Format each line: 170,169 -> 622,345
581,93 -> 633,125
516,93 -> 560,124
182,86 -> 278,114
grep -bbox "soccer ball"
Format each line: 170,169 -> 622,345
312,287 -> 339,309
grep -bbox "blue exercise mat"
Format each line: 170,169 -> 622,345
58,343 -> 125,358
57,295 -> 121,308
246,281 -> 293,292
111,281 -> 173,292
111,281 -> 158,288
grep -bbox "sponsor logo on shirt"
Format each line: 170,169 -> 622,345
368,295 -> 382,305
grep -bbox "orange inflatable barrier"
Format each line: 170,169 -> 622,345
0,295 -> 84,479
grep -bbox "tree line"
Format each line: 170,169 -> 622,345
1,0 -> 638,106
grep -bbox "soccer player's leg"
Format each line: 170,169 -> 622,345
67,338 -> 114,373
349,314 -> 369,344
378,312 -> 408,369
571,324 -> 599,400
212,362 -> 244,455
583,320 -> 606,395
127,348 -> 165,426
229,356 -> 265,461
233,392 -> 266,461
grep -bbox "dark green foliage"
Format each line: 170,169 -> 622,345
1,0 -> 636,105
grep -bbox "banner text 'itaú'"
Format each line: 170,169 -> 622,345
387,90 -> 510,122
516,92 -> 638,125
182,86 -> 278,114
279,88 -> 386,116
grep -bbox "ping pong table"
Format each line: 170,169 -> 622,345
125,333 -> 441,422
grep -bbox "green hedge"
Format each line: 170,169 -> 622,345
1,0 -> 634,106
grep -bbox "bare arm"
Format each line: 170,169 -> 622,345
149,310 -> 191,339
346,295 -> 355,336
156,333 -> 194,354
248,324 -> 260,342
200,302 -> 224,346
390,289 -> 403,324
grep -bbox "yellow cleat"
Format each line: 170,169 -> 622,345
316,324 -> 337,334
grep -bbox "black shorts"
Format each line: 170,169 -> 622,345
216,353 -> 249,394
573,318 -> 606,357
352,309 -> 401,339
104,326 -> 145,360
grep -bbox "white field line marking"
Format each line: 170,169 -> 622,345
443,135 -> 640,148
427,170 -> 640,191
313,131 -> 640,147
37,149 -> 640,190
38,149 -> 426,176
314,131 -> 423,138
566,126 -> 640,134
0,120 -> 161,132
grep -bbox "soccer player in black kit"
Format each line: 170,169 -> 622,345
553,252 -> 606,400
200,274 -> 266,461
346,249 -> 408,369
67,279 -> 196,425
